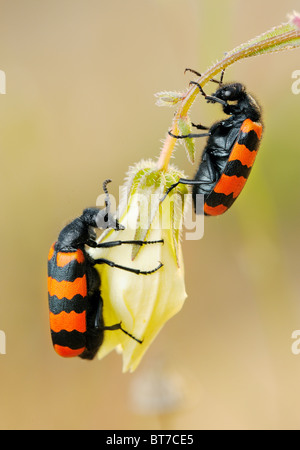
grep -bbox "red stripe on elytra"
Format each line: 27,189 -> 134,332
204,203 -> 228,216
54,344 -> 85,358
49,311 -> 86,333
48,275 -> 87,300
56,250 -> 85,267
213,174 -> 247,198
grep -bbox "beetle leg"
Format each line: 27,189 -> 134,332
191,122 -> 209,130
168,130 -> 210,139
185,67 -> 224,85
104,321 -> 143,344
95,239 -> 164,249
160,178 -> 201,202
160,153 -> 217,203
189,81 -> 228,106
92,258 -> 163,275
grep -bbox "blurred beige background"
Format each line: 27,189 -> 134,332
1,0 -> 300,430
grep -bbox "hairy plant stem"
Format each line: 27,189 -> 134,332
157,15 -> 300,172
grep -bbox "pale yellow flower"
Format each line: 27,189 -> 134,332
88,160 -> 189,372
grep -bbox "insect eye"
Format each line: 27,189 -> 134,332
224,90 -> 232,98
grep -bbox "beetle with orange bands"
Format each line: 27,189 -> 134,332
48,180 -> 163,360
164,70 -> 263,215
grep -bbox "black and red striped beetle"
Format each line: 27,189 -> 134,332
164,69 -> 263,215
48,179 -> 163,360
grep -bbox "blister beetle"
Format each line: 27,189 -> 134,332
48,179 -> 163,359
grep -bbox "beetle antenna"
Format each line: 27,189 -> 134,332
102,179 -> 112,213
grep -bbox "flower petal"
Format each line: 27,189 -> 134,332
89,161 -> 188,372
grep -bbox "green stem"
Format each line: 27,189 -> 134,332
157,12 -> 300,172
